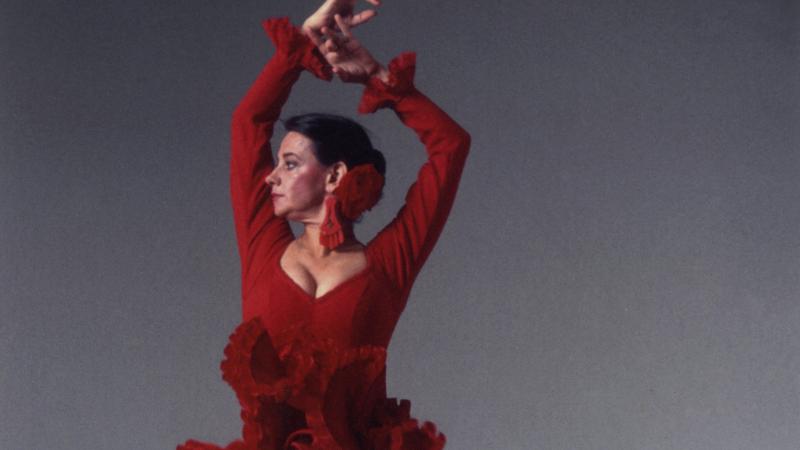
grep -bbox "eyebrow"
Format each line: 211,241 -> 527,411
279,152 -> 301,159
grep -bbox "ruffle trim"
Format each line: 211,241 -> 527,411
261,17 -> 333,81
181,317 -> 445,450
357,52 -> 417,114
366,399 -> 447,450
176,438 -> 248,450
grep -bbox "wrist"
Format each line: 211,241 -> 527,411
368,64 -> 390,84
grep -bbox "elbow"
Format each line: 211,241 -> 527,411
232,98 -> 262,126
455,127 -> 471,159
461,129 -> 471,150
232,103 -> 251,125
445,127 -> 470,170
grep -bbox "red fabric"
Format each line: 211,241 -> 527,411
333,164 -> 385,221
178,17 -> 469,450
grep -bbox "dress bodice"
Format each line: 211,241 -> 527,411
247,240 -> 404,350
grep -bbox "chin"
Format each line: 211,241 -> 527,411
271,204 -> 287,217
277,208 -> 300,221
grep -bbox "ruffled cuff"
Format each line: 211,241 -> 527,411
358,52 -> 417,114
261,17 -> 332,81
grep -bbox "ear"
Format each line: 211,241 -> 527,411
325,161 -> 348,193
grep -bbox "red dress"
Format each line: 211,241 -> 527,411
178,17 -> 470,450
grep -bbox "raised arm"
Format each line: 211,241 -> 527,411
230,18 -> 332,294
315,19 -> 471,297
359,53 -> 471,295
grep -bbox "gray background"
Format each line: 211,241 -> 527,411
2,0 -> 799,449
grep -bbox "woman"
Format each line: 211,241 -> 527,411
178,1 -> 470,449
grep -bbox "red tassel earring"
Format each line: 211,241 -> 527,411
319,195 -> 345,250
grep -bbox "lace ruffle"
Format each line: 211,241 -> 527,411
261,17 -> 332,81
357,52 -> 417,114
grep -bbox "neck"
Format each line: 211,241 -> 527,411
298,220 -> 358,257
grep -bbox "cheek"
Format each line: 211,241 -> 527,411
286,169 -> 326,202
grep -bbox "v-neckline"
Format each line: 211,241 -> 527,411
276,242 -> 372,303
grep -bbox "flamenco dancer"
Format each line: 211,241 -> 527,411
178,0 -> 470,448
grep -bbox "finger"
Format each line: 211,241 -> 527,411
334,14 -> 353,39
316,42 -> 331,57
305,27 -> 323,47
349,9 -> 376,28
321,25 -> 348,48
320,25 -> 338,41
326,44 -> 341,57
325,38 -> 338,52
336,69 -> 353,83
332,66 -> 347,80
319,26 -> 336,49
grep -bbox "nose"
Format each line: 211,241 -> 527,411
265,169 -> 279,187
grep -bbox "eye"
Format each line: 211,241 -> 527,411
285,160 -> 297,169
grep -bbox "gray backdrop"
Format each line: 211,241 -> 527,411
2,0 -> 799,449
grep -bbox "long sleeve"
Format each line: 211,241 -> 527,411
361,53 -> 471,297
230,17 -> 332,298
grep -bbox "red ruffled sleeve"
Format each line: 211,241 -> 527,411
358,52 -> 417,114
361,52 -> 471,300
261,17 -> 333,81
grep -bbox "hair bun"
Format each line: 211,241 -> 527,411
368,148 -> 386,176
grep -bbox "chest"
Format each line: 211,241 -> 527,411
241,246 -> 404,348
279,244 -> 369,300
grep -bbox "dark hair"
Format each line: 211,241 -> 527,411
283,113 -> 386,176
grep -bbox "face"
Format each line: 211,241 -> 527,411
265,132 -> 333,221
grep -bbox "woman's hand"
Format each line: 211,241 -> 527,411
312,15 -> 389,84
302,0 -> 381,38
